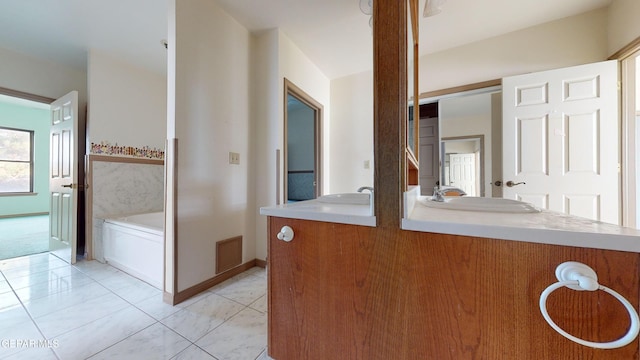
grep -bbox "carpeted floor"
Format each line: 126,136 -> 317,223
0,215 -> 49,260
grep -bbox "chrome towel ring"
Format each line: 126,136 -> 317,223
539,261 -> 640,349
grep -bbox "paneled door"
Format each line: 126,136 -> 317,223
49,91 -> 78,263
448,153 -> 476,196
502,60 -> 619,224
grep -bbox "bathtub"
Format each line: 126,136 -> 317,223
102,212 -> 163,289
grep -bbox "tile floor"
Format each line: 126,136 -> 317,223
0,253 -> 271,360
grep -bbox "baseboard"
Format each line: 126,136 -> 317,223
167,259 -> 258,305
255,258 -> 266,268
0,212 -> 48,219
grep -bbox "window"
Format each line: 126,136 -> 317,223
0,127 -> 34,193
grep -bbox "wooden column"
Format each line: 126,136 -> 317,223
373,0 -> 407,229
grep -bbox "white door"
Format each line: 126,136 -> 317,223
502,60 -> 619,224
449,153 -> 476,196
49,91 -> 78,263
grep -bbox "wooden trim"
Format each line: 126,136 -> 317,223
255,258 -> 266,268
172,138 -> 179,299
87,154 -> 164,165
419,79 -> 502,100
275,149 -> 281,205
169,259 -> 257,305
0,86 -> 55,104
373,0 -> 406,228
609,35 -> 640,60
85,155 -> 94,260
283,79 -> 324,201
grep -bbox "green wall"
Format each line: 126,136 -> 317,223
0,101 -> 50,217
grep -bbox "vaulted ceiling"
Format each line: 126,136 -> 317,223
0,0 -> 611,79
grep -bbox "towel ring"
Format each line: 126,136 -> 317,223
539,262 -> 640,349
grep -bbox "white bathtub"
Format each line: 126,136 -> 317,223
102,212 -> 164,289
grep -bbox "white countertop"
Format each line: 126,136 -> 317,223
259,199 -> 376,227
260,189 -> 640,253
402,188 -> 640,253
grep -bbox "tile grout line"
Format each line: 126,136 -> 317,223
0,264 -> 62,360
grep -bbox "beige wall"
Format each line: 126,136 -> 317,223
252,30 -> 331,261
608,0 -> 640,56
87,49 -> 166,150
251,30 -> 280,263
170,0 -> 253,292
419,8 -> 608,92
0,46 -> 87,107
329,70 -> 374,194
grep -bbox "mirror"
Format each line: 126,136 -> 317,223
406,0 -> 420,186
432,89 -> 501,198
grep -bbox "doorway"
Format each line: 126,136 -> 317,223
620,47 -> 640,228
0,93 -> 51,260
284,79 -> 323,203
440,135 -> 484,197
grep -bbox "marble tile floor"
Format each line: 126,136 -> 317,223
0,253 -> 272,360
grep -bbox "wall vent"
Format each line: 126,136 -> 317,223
216,236 -> 242,274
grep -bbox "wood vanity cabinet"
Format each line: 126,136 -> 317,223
267,216 -> 640,359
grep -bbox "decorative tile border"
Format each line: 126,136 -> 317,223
90,141 -> 164,160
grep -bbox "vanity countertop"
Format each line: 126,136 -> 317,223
260,200 -> 376,227
403,192 -> 640,253
261,190 -> 640,252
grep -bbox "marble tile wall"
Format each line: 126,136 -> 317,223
90,160 -> 164,262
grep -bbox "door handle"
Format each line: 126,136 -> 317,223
505,181 -> 526,187
492,181 -> 502,186
61,183 -> 75,189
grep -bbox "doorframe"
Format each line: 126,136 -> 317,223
440,135 -> 485,197
611,36 -> 640,228
283,78 -> 323,203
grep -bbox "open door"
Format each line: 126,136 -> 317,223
284,79 -> 323,203
502,60 -> 619,224
49,91 -> 78,263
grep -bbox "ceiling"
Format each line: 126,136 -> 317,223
0,0 -> 612,80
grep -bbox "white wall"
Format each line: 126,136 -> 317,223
419,9 -> 608,92
0,46 -> 87,107
279,32 -> 331,195
252,30 -> 331,262
251,30 -> 279,262
170,0 -> 252,292
87,50 -> 166,150
330,70 -> 374,193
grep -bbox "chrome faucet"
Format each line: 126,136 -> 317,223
432,186 -> 446,202
357,186 -> 374,216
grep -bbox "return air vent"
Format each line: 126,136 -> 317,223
216,236 -> 242,274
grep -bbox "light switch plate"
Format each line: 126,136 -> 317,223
229,152 -> 240,165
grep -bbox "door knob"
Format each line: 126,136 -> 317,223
493,181 -> 502,187
277,226 -> 294,242
506,181 -> 526,187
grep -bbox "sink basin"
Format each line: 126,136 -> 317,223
420,196 -> 540,213
316,193 -> 370,205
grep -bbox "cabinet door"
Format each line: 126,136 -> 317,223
268,217 -> 375,359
